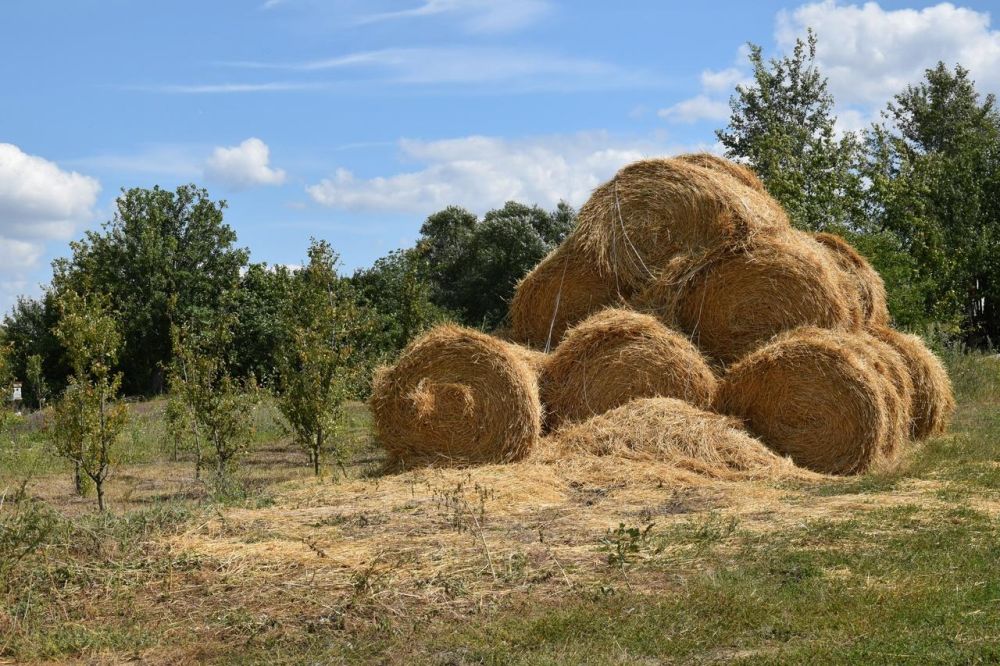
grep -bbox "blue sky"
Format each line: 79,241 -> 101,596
3,0 -> 1000,313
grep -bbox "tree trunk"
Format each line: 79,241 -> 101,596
314,427 -> 323,476
74,462 -> 84,495
96,479 -> 105,512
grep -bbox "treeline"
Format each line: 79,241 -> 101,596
2,190 -> 574,405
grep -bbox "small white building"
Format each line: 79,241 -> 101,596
11,382 -> 22,403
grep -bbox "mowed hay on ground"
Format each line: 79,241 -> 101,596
572,158 -> 790,292
870,326 -> 956,440
540,397 -> 811,481
509,237 -> 626,349
813,231 -> 891,327
540,309 -> 717,430
673,152 -> 766,192
635,231 -> 860,365
715,327 -> 893,475
370,325 -> 542,466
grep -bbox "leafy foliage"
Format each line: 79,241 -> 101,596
169,310 -> 259,479
352,249 -> 451,354
53,185 -> 248,394
863,63 -> 1000,340
417,201 -> 576,328
276,240 -> 373,474
718,30 -> 861,231
51,290 -> 129,511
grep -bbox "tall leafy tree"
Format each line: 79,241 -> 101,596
230,262 -> 295,384
864,63 -> 1000,339
417,201 -> 576,328
53,185 -> 248,394
717,30 -> 860,231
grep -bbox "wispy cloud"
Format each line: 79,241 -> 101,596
355,0 -> 551,33
215,47 -> 660,92
130,81 -> 327,94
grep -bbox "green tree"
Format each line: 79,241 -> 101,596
53,185 -> 248,394
277,240 -> 371,475
864,63 -> 1000,338
24,354 -> 48,410
352,249 -> 449,354
169,315 -> 258,480
0,334 -> 15,432
51,290 -> 128,512
717,30 -> 861,231
2,293 -> 69,403
230,263 -> 295,384
417,201 -> 576,328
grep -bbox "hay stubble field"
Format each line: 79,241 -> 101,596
2,349 -> 999,664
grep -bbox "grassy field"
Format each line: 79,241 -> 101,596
2,350 -> 999,664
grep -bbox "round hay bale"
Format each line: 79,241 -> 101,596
543,397 -> 806,480
773,327 -> 913,458
673,153 -> 766,192
635,232 -> 859,365
714,327 -> 891,475
509,237 -> 626,350
813,232 -> 890,327
540,309 -> 717,429
869,327 -> 955,439
573,158 -> 790,291
370,325 -> 542,465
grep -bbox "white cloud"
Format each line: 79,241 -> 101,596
307,133 -> 711,214
0,143 -> 100,242
356,0 -> 551,33
701,67 -> 746,92
205,138 -> 287,190
777,2 -> 1000,108
0,144 -> 99,312
0,238 -> 44,271
658,95 -> 731,124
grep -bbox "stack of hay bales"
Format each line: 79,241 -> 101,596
371,154 -> 955,477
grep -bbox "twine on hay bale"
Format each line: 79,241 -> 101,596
813,231 -> 891,327
635,231 -> 860,365
541,397 -> 809,481
539,309 -> 717,430
673,153 -> 766,192
869,327 -> 955,440
572,158 -> 790,291
714,327 -> 893,475
370,325 -> 542,466
509,237 -> 626,350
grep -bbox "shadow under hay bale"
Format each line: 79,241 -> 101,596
869,327 -> 956,440
370,325 -> 542,466
572,158 -> 790,291
813,231 -> 891,327
714,327 -> 893,475
635,231 -> 860,365
540,309 -> 717,430
509,237 -> 627,350
673,152 -> 766,192
539,397 -> 813,481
